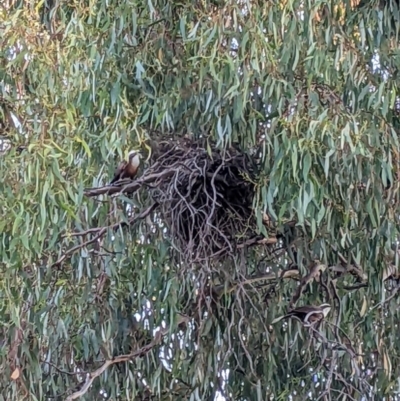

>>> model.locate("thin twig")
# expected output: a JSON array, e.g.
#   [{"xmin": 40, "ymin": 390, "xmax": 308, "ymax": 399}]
[{"xmin": 53, "ymin": 203, "xmax": 158, "ymax": 268}]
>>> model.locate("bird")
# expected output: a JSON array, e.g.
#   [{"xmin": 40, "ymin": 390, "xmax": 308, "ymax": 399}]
[
  {"xmin": 271, "ymin": 303, "xmax": 331, "ymax": 326},
  {"xmin": 109, "ymin": 150, "xmax": 142, "ymax": 185}
]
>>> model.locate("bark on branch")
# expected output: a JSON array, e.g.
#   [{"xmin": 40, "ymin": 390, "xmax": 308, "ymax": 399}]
[
  {"xmin": 65, "ymin": 314, "xmax": 189, "ymax": 401},
  {"xmin": 53, "ymin": 203, "xmax": 158, "ymax": 268},
  {"xmin": 84, "ymin": 169, "xmax": 176, "ymax": 197}
]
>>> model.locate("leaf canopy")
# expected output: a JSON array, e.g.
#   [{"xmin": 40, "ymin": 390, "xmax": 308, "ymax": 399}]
[{"xmin": 1, "ymin": 0, "xmax": 400, "ymax": 399}]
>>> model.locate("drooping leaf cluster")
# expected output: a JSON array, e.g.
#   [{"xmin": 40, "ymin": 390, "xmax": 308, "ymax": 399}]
[{"xmin": 1, "ymin": 0, "xmax": 400, "ymax": 400}]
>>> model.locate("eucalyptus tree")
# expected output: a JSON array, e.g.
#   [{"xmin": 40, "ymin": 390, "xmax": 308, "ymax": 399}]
[{"xmin": 1, "ymin": 0, "xmax": 400, "ymax": 400}]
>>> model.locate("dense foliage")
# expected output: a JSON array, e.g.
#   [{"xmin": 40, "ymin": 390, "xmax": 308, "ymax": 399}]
[{"xmin": 1, "ymin": 0, "xmax": 400, "ymax": 399}]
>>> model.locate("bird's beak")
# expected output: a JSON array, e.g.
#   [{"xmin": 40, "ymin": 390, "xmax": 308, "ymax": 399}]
[{"xmin": 322, "ymin": 307, "xmax": 331, "ymax": 317}]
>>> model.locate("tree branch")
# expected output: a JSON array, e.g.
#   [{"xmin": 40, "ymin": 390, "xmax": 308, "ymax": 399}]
[
  {"xmin": 65, "ymin": 342, "xmax": 157, "ymax": 401},
  {"xmin": 53, "ymin": 203, "xmax": 158, "ymax": 268},
  {"xmin": 65, "ymin": 314, "xmax": 189, "ymax": 401},
  {"xmin": 84, "ymin": 169, "xmax": 176, "ymax": 197}
]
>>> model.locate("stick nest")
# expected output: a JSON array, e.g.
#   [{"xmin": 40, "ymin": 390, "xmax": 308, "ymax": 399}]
[
  {"xmin": 86, "ymin": 138, "xmax": 271, "ymax": 264},
  {"xmin": 147, "ymin": 139, "xmax": 263, "ymax": 263}
]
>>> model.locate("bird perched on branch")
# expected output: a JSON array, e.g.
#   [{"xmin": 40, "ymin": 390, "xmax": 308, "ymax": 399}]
[
  {"xmin": 271, "ymin": 303, "xmax": 331, "ymax": 326},
  {"xmin": 109, "ymin": 150, "xmax": 142, "ymax": 185}
]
